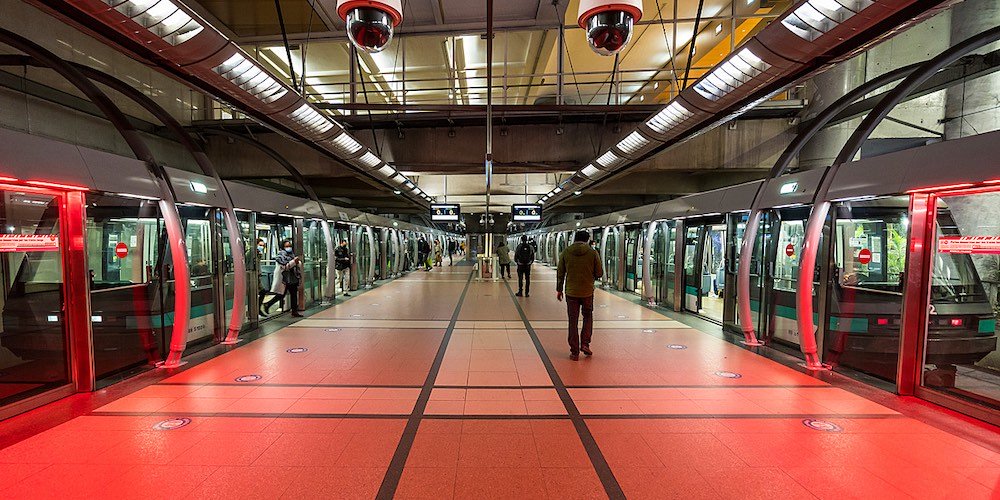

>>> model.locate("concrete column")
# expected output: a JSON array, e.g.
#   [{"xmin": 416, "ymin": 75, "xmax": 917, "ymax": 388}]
[
  {"xmin": 797, "ymin": 55, "xmax": 867, "ymax": 169},
  {"xmin": 944, "ymin": 0, "xmax": 1000, "ymax": 139}
]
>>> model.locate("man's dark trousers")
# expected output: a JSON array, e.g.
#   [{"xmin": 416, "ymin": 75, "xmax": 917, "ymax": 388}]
[
  {"xmin": 517, "ymin": 264, "xmax": 531, "ymax": 295},
  {"xmin": 566, "ymin": 295, "xmax": 594, "ymax": 354}
]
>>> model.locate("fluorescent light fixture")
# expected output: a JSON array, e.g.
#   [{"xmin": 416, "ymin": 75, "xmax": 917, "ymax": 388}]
[
  {"xmin": 617, "ymin": 131, "xmax": 651, "ymax": 156},
  {"xmin": 693, "ymin": 48, "xmax": 771, "ymax": 101},
  {"xmin": 715, "ymin": 24, "xmax": 723, "ymax": 35},
  {"xmin": 574, "ymin": 191, "xmax": 582, "ymax": 196},
  {"xmin": 377, "ymin": 165, "xmax": 395, "ymax": 177},
  {"xmin": 781, "ymin": 0, "xmax": 867, "ymax": 41},
  {"xmin": 647, "ymin": 102, "xmax": 694, "ymax": 134},
  {"xmin": 357, "ymin": 151, "xmax": 382, "ymax": 169},
  {"xmin": 779, "ymin": 181, "xmax": 798, "ymax": 195},
  {"xmin": 91, "ymin": 315, "xmax": 103, "ymax": 323},
  {"xmin": 109, "ymin": 0, "xmax": 205, "ymax": 46},
  {"xmin": 117, "ymin": 192, "xmax": 159, "ymax": 201},
  {"xmin": 47, "ymin": 315, "xmax": 58, "ymax": 322},
  {"xmin": 581, "ymin": 164, "xmax": 602, "ymax": 178},
  {"xmin": 404, "ymin": 181, "xmax": 415, "ymax": 189},
  {"xmin": 288, "ymin": 103, "xmax": 334, "ymax": 136},
  {"xmin": 411, "ymin": 186, "xmax": 421, "ymax": 193},
  {"xmin": 553, "ymin": 187, "xmax": 562, "ymax": 194},
  {"xmin": 328, "ymin": 133, "xmax": 363, "ymax": 155},
  {"xmin": 190, "ymin": 181, "xmax": 208, "ymax": 194},
  {"xmin": 393, "ymin": 190, "xmax": 402, "ymax": 195},
  {"xmin": 213, "ymin": 53, "xmax": 288, "ymax": 104},
  {"xmin": 596, "ymin": 151, "xmax": 622, "ymax": 168}
]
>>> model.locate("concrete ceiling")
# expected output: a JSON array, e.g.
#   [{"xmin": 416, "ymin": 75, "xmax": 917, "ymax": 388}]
[{"xmin": 185, "ymin": 0, "xmax": 797, "ymax": 222}]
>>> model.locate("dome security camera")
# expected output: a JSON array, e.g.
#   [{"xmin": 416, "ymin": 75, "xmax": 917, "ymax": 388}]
[
  {"xmin": 337, "ymin": 0, "xmax": 403, "ymax": 53},
  {"xmin": 577, "ymin": 0, "xmax": 643, "ymax": 56}
]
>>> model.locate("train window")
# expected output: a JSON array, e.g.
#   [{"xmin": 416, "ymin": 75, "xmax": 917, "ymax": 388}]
[
  {"xmin": 923, "ymin": 193, "xmax": 1000, "ymax": 409},
  {"xmin": 773, "ymin": 220, "xmax": 804, "ymax": 292}
]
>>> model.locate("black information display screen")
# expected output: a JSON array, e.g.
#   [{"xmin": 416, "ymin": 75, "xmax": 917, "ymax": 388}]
[
  {"xmin": 430, "ymin": 204, "xmax": 460, "ymax": 222},
  {"xmin": 511, "ymin": 204, "xmax": 542, "ymax": 222}
]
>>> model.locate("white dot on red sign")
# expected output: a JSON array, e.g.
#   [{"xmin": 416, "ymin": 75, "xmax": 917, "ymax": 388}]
[
  {"xmin": 785, "ymin": 244, "xmax": 795, "ymax": 257},
  {"xmin": 115, "ymin": 242, "xmax": 128, "ymax": 258}
]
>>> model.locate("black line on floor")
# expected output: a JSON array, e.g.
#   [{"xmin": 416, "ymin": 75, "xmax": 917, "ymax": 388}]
[
  {"xmin": 503, "ymin": 280, "xmax": 626, "ymax": 500},
  {"xmin": 88, "ymin": 411, "xmax": 406, "ymax": 419},
  {"xmin": 375, "ymin": 270, "xmax": 475, "ymax": 499},
  {"xmin": 583, "ymin": 413, "xmax": 909, "ymax": 419},
  {"xmin": 156, "ymin": 383, "xmax": 425, "ymax": 388}
]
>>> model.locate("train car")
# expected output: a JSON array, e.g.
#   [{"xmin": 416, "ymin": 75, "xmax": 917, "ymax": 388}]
[
  {"xmin": 523, "ymin": 129, "xmax": 1000, "ymax": 410},
  {"xmin": 0, "ymin": 126, "xmax": 455, "ymax": 414}
]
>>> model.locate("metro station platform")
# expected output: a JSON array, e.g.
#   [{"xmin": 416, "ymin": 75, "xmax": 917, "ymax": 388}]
[{"xmin": 0, "ymin": 265, "xmax": 997, "ymax": 499}]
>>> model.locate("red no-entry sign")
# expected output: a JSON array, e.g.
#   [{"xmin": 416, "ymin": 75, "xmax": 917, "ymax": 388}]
[
  {"xmin": 785, "ymin": 243, "xmax": 795, "ymax": 257},
  {"xmin": 858, "ymin": 248, "xmax": 872, "ymax": 265},
  {"xmin": 115, "ymin": 242, "xmax": 128, "ymax": 259}
]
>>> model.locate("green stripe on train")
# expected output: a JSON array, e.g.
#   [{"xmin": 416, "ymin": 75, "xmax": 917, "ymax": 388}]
[{"xmin": 980, "ymin": 319, "xmax": 996, "ymax": 334}]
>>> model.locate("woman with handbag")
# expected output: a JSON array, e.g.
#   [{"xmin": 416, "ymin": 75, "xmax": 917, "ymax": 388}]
[{"xmin": 263, "ymin": 239, "xmax": 304, "ymax": 317}]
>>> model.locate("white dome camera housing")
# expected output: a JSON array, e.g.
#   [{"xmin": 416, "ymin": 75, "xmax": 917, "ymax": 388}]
[
  {"xmin": 577, "ymin": 0, "xmax": 643, "ymax": 56},
  {"xmin": 337, "ymin": 0, "xmax": 403, "ymax": 53}
]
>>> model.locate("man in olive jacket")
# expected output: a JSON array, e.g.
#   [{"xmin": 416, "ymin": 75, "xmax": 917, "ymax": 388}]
[{"xmin": 557, "ymin": 230, "xmax": 604, "ymax": 360}]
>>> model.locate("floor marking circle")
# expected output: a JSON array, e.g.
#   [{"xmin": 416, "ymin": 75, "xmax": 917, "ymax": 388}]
[
  {"xmin": 666, "ymin": 344, "xmax": 688, "ymax": 350},
  {"xmin": 235, "ymin": 374, "xmax": 262, "ymax": 382},
  {"xmin": 286, "ymin": 347, "xmax": 308, "ymax": 353},
  {"xmin": 350, "ymin": 314, "xmax": 363, "ymax": 318},
  {"xmin": 153, "ymin": 417, "xmax": 191, "ymax": 430},
  {"xmin": 325, "ymin": 328, "xmax": 341, "ymax": 332},
  {"xmin": 643, "ymin": 329, "xmax": 655, "ymax": 333},
  {"xmin": 714, "ymin": 371, "xmax": 742, "ymax": 378},
  {"xmin": 802, "ymin": 419, "xmax": 843, "ymax": 432}
]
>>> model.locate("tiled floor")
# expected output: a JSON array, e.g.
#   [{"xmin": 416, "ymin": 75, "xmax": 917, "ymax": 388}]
[{"xmin": 0, "ymin": 264, "xmax": 997, "ymax": 499}]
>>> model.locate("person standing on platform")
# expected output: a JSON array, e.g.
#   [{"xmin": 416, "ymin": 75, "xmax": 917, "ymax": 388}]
[
  {"xmin": 514, "ymin": 235, "xmax": 535, "ymax": 297},
  {"xmin": 334, "ymin": 239, "xmax": 352, "ymax": 297},
  {"xmin": 496, "ymin": 240, "xmax": 512, "ymax": 279},
  {"xmin": 434, "ymin": 240, "xmax": 443, "ymax": 267},
  {"xmin": 557, "ymin": 230, "xmax": 604, "ymax": 360},
  {"xmin": 448, "ymin": 239, "xmax": 456, "ymax": 266},
  {"xmin": 264, "ymin": 239, "xmax": 303, "ymax": 317},
  {"xmin": 418, "ymin": 237, "xmax": 431, "ymax": 271}
]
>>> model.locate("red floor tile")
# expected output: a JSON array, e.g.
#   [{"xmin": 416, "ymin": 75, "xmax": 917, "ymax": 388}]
[
  {"xmin": 396, "ymin": 467, "xmax": 458, "ymax": 499},
  {"xmin": 453, "ymin": 466, "xmax": 548, "ymax": 499},
  {"xmin": 169, "ymin": 432, "xmax": 280, "ymax": 466},
  {"xmin": 185, "ymin": 465, "xmax": 298, "ymax": 499}
]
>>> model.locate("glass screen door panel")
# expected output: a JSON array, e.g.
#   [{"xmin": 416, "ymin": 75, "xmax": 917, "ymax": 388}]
[
  {"xmin": 0, "ymin": 189, "xmax": 69, "ymax": 406},
  {"xmin": 923, "ymin": 192, "xmax": 1000, "ymax": 410}
]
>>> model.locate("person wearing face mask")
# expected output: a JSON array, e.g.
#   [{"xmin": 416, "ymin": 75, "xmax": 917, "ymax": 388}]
[
  {"xmin": 263, "ymin": 239, "xmax": 303, "ymax": 317},
  {"xmin": 334, "ymin": 239, "xmax": 352, "ymax": 297}
]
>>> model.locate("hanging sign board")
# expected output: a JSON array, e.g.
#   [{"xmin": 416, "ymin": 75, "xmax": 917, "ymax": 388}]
[
  {"xmin": 431, "ymin": 204, "xmax": 460, "ymax": 222},
  {"xmin": 0, "ymin": 234, "xmax": 59, "ymax": 252},
  {"xmin": 511, "ymin": 204, "xmax": 542, "ymax": 222},
  {"xmin": 938, "ymin": 236, "xmax": 1000, "ymax": 254}
]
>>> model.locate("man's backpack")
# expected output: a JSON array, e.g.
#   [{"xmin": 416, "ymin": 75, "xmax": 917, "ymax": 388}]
[{"xmin": 515, "ymin": 243, "xmax": 533, "ymax": 265}]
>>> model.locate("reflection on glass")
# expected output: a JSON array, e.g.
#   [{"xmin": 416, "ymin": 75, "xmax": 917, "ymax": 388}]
[
  {"xmin": 824, "ymin": 198, "xmax": 908, "ymax": 382},
  {"xmin": 0, "ymin": 189, "xmax": 68, "ymax": 404},
  {"xmin": 924, "ymin": 193, "xmax": 1000, "ymax": 409},
  {"xmin": 86, "ymin": 196, "xmax": 162, "ymax": 382}
]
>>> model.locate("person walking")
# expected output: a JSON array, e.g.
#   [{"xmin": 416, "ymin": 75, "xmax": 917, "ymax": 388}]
[
  {"xmin": 514, "ymin": 235, "xmax": 535, "ymax": 297},
  {"xmin": 434, "ymin": 240, "xmax": 443, "ymax": 267},
  {"xmin": 496, "ymin": 241, "xmax": 512, "ymax": 279},
  {"xmin": 447, "ymin": 239, "xmax": 456, "ymax": 266},
  {"xmin": 263, "ymin": 239, "xmax": 304, "ymax": 317},
  {"xmin": 557, "ymin": 230, "xmax": 604, "ymax": 360},
  {"xmin": 334, "ymin": 239, "xmax": 352, "ymax": 297}
]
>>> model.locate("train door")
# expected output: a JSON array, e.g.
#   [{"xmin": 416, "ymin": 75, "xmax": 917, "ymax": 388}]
[
  {"xmin": 215, "ymin": 208, "xmax": 253, "ymax": 339},
  {"xmin": 605, "ymin": 227, "xmax": 621, "ymax": 290},
  {"xmin": 723, "ymin": 213, "xmax": 748, "ymax": 333},
  {"xmin": 624, "ymin": 225, "xmax": 640, "ymax": 293},
  {"xmin": 254, "ymin": 214, "xmax": 294, "ymax": 319},
  {"xmin": 742, "ymin": 212, "xmax": 775, "ymax": 341},
  {"xmin": 302, "ymin": 219, "xmax": 328, "ymax": 306},
  {"xmin": 657, "ymin": 221, "xmax": 677, "ymax": 307},
  {"xmin": 764, "ymin": 207, "xmax": 815, "ymax": 349},
  {"xmin": 682, "ymin": 219, "xmax": 727, "ymax": 322},
  {"xmin": 178, "ymin": 205, "xmax": 216, "ymax": 345}
]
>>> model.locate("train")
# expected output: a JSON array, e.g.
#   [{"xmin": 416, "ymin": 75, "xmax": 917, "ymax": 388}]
[
  {"xmin": 0, "ymin": 125, "xmax": 457, "ymax": 415},
  {"xmin": 518, "ymin": 128, "xmax": 1000, "ymax": 412}
]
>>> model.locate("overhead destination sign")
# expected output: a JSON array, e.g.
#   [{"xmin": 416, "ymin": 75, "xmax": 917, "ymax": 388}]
[
  {"xmin": 0, "ymin": 234, "xmax": 59, "ymax": 252},
  {"xmin": 938, "ymin": 236, "xmax": 1000, "ymax": 254},
  {"xmin": 431, "ymin": 204, "xmax": 460, "ymax": 222},
  {"xmin": 512, "ymin": 204, "xmax": 542, "ymax": 222}
]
